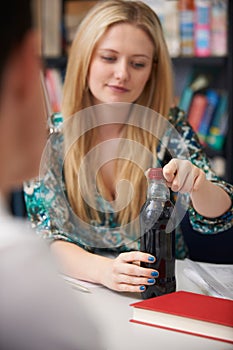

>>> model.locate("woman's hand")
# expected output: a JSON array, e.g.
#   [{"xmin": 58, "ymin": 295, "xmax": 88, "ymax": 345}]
[
  {"xmin": 163, "ymin": 158, "xmax": 206, "ymax": 194},
  {"xmin": 162, "ymin": 158, "xmax": 231, "ymax": 219},
  {"xmin": 100, "ymin": 251, "xmax": 159, "ymax": 292}
]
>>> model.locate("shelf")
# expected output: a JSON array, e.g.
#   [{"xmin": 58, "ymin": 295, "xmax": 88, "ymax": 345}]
[
  {"xmin": 45, "ymin": 56, "xmax": 227, "ymax": 69},
  {"xmin": 205, "ymin": 146, "xmax": 225, "ymax": 159},
  {"xmin": 44, "ymin": 56, "xmax": 67, "ymax": 69},
  {"xmin": 171, "ymin": 56, "xmax": 227, "ymax": 66}
]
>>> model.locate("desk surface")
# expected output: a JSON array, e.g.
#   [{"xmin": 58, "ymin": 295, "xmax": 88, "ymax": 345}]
[{"xmin": 72, "ymin": 260, "xmax": 233, "ymax": 350}]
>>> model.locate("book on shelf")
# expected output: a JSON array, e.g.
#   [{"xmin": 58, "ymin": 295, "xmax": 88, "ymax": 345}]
[
  {"xmin": 61, "ymin": 0, "xmax": 228, "ymax": 58},
  {"xmin": 197, "ymin": 89, "xmax": 219, "ymax": 144},
  {"xmin": 188, "ymin": 92, "xmax": 208, "ymax": 132},
  {"xmin": 185, "ymin": 87, "xmax": 228, "ymax": 150},
  {"xmin": 141, "ymin": 1, "xmax": 180, "ymax": 57},
  {"xmin": 210, "ymin": 0, "xmax": 228, "ymax": 57},
  {"xmin": 194, "ymin": 0, "xmax": 211, "ymax": 57},
  {"xmin": 179, "ymin": 72, "xmax": 210, "ymax": 113},
  {"xmin": 206, "ymin": 91, "xmax": 228, "ymax": 151},
  {"xmin": 130, "ymin": 291, "xmax": 233, "ymax": 344},
  {"xmin": 64, "ymin": 0, "xmax": 98, "ymax": 53},
  {"xmin": 41, "ymin": 0, "xmax": 62, "ymax": 57},
  {"xmin": 164, "ymin": 0, "xmax": 180, "ymax": 57},
  {"xmin": 45, "ymin": 68, "xmax": 63, "ymax": 113},
  {"xmin": 55, "ymin": 0, "xmax": 228, "ymax": 59}
]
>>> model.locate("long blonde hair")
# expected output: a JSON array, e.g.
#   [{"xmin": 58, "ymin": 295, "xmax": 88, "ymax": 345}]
[{"xmin": 62, "ymin": 0, "xmax": 174, "ymax": 227}]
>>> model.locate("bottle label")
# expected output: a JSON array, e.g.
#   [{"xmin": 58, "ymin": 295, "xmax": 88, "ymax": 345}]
[{"xmin": 140, "ymin": 199, "xmax": 176, "ymax": 299}]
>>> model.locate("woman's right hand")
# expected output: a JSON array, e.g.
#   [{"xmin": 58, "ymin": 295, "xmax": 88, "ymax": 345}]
[{"xmin": 100, "ymin": 251, "xmax": 159, "ymax": 292}]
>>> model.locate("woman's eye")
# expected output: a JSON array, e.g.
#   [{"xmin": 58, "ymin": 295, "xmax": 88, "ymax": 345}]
[
  {"xmin": 101, "ymin": 56, "xmax": 116, "ymax": 62},
  {"xmin": 131, "ymin": 62, "xmax": 145, "ymax": 69}
]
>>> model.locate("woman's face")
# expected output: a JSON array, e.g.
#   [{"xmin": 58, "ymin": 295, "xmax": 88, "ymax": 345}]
[{"xmin": 88, "ymin": 23, "xmax": 154, "ymax": 104}]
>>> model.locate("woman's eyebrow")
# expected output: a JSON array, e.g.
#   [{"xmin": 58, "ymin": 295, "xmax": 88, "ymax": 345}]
[{"xmin": 98, "ymin": 48, "xmax": 152, "ymax": 59}]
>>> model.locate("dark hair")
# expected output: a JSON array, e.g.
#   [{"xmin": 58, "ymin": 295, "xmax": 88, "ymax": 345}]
[{"xmin": 0, "ymin": 0, "xmax": 32, "ymax": 83}]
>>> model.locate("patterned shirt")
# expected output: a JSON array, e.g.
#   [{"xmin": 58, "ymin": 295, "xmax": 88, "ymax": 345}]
[{"xmin": 24, "ymin": 107, "xmax": 233, "ymax": 259}]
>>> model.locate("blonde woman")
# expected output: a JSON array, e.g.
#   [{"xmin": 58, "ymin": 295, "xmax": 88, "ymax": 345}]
[{"xmin": 25, "ymin": 0, "xmax": 232, "ymax": 293}]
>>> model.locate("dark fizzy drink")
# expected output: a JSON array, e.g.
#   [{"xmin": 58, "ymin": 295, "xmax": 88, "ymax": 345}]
[{"xmin": 140, "ymin": 168, "xmax": 176, "ymax": 299}]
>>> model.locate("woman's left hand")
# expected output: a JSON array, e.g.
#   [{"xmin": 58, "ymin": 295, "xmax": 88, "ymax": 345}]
[{"xmin": 163, "ymin": 159, "xmax": 206, "ymax": 194}]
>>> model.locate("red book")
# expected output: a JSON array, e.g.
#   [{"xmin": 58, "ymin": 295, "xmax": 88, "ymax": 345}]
[
  {"xmin": 130, "ymin": 291, "xmax": 233, "ymax": 344},
  {"xmin": 188, "ymin": 93, "xmax": 208, "ymax": 132}
]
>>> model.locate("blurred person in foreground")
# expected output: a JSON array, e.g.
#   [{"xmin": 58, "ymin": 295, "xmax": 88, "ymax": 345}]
[{"xmin": 0, "ymin": 1, "xmax": 103, "ymax": 349}]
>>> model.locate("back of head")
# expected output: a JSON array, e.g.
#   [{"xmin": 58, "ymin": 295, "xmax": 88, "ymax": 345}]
[
  {"xmin": 0, "ymin": 1, "xmax": 32, "ymax": 85},
  {"xmin": 0, "ymin": 0, "xmax": 47, "ymax": 192}
]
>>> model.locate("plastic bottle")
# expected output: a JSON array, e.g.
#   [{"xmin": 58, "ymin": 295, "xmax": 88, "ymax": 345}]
[
  {"xmin": 140, "ymin": 168, "xmax": 176, "ymax": 299},
  {"xmin": 178, "ymin": 0, "xmax": 195, "ymax": 56}
]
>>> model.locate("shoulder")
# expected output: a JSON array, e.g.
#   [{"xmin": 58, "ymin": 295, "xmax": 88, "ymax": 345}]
[
  {"xmin": 47, "ymin": 112, "xmax": 64, "ymax": 154},
  {"xmin": 167, "ymin": 106, "xmax": 194, "ymax": 140}
]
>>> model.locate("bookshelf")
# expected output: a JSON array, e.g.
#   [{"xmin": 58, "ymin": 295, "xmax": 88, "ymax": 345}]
[
  {"xmin": 172, "ymin": 1, "xmax": 232, "ymax": 183},
  {"xmin": 43, "ymin": 0, "xmax": 233, "ymax": 184}
]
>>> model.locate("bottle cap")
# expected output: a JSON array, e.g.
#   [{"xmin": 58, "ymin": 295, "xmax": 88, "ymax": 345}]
[{"xmin": 147, "ymin": 168, "xmax": 164, "ymax": 180}]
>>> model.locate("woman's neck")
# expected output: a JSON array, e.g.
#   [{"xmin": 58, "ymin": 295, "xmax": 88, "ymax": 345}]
[{"xmin": 96, "ymin": 123, "xmax": 125, "ymax": 141}]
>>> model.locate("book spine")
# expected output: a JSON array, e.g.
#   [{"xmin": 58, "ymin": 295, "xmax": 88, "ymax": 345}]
[
  {"xmin": 178, "ymin": 0, "xmax": 195, "ymax": 56},
  {"xmin": 179, "ymin": 70, "xmax": 210, "ymax": 114},
  {"xmin": 194, "ymin": 0, "xmax": 211, "ymax": 57},
  {"xmin": 179, "ymin": 86, "xmax": 194, "ymax": 113},
  {"xmin": 42, "ymin": 0, "xmax": 62, "ymax": 57},
  {"xmin": 197, "ymin": 89, "xmax": 219, "ymax": 144},
  {"xmin": 179, "ymin": 9, "xmax": 195, "ymax": 56},
  {"xmin": 164, "ymin": 1, "xmax": 181, "ymax": 57},
  {"xmin": 188, "ymin": 93, "xmax": 208, "ymax": 132},
  {"xmin": 206, "ymin": 92, "xmax": 228, "ymax": 150},
  {"xmin": 210, "ymin": 0, "xmax": 228, "ymax": 56},
  {"xmin": 45, "ymin": 69, "xmax": 63, "ymax": 113}
]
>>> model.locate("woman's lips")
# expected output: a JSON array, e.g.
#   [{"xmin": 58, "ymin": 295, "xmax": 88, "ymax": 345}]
[{"xmin": 108, "ymin": 85, "xmax": 129, "ymax": 93}]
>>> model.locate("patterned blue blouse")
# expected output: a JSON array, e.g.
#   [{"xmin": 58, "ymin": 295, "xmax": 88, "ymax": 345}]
[{"xmin": 24, "ymin": 107, "xmax": 233, "ymax": 259}]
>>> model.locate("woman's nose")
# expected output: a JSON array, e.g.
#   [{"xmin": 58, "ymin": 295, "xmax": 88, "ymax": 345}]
[{"xmin": 114, "ymin": 60, "xmax": 130, "ymax": 81}]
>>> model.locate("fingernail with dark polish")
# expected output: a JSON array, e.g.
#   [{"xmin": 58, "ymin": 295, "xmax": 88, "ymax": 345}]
[
  {"xmin": 148, "ymin": 256, "xmax": 155, "ymax": 262},
  {"xmin": 140, "ymin": 285, "xmax": 146, "ymax": 291},
  {"xmin": 147, "ymin": 278, "xmax": 155, "ymax": 284},
  {"xmin": 151, "ymin": 271, "xmax": 159, "ymax": 277}
]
